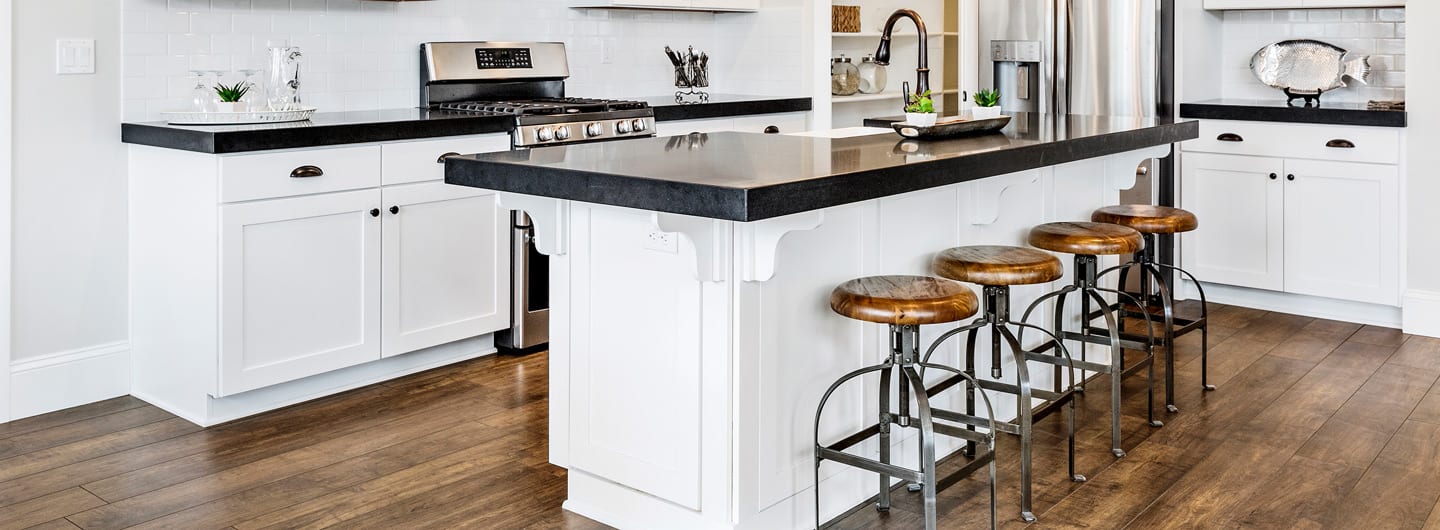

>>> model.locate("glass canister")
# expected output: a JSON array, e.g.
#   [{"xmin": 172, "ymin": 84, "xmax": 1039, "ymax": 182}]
[
  {"xmin": 265, "ymin": 41, "xmax": 303, "ymax": 111},
  {"xmin": 857, "ymin": 55, "xmax": 887, "ymax": 94},
  {"xmin": 831, "ymin": 55, "xmax": 860, "ymax": 96}
]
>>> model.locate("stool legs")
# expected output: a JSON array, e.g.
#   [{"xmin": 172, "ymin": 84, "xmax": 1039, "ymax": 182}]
[
  {"xmin": 1109, "ymin": 233, "xmax": 1215, "ymax": 413},
  {"xmin": 813, "ymin": 324, "xmax": 999, "ymax": 530}
]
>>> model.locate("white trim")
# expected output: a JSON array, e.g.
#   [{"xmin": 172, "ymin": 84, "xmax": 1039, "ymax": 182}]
[
  {"xmin": 0, "ymin": 0, "xmax": 14, "ymax": 424},
  {"xmin": 1403, "ymin": 290, "xmax": 1440, "ymax": 339},
  {"xmin": 9, "ymin": 342, "xmax": 131, "ymax": 421},
  {"xmin": 1183, "ymin": 280, "xmax": 1403, "ymax": 329}
]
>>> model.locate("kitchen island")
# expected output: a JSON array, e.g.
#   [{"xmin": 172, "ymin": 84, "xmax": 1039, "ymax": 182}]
[{"xmin": 445, "ymin": 113, "xmax": 1198, "ymax": 529}]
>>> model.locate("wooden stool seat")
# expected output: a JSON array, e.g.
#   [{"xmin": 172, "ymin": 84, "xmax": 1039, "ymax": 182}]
[
  {"xmin": 1028, "ymin": 222, "xmax": 1143, "ymax": 256},
  {"xmin": 830, "ymin": 276, "xmax": 979, "ymax": 326},
  {"xmin": 932, "ymin": 246, "xmax": 1064, "ymax": 286},
  {"xmin": 1091, "ymin": 205, "xmax": 1199, "ymax": 234}
]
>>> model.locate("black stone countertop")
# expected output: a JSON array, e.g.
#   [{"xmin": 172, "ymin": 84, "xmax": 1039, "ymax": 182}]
[
  {"xmin": 446, "ymin": 113, "xmax": 1200, "ymax": 222},
  {"xmin": 120, "ymin": 94, "xmax": 813, "ymax": 154},
  {"xmin": 1180, "ymin": 99, "xmax": 1406, "ymax": 128}
]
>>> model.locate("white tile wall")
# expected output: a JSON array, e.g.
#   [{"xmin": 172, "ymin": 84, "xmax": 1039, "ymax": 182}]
[
  {"xmin": 121, "ymin": 0, "xmax": 808, "ymax": 121},
  {"xmin": 1221, "ymin": 7, "xmax": 1405, "ymax": 103}
]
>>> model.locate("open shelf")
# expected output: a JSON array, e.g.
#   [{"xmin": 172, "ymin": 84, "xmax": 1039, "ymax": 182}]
[
  {"xmin": 831, "ymin": 31, "xmax": 959, "ymax": 38},
  {"xmin": 831, "ymin": 89, "xmax": 960, "ymax": 104}
]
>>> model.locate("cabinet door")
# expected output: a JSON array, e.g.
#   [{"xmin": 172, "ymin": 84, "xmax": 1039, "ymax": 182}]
[
  {"xmin": 381, "ymin": 182, "xmax": 510, "ymax": 357},
  {"xmin": 1283, "ymin": 159, "xmax": 1400, "ymax": 305},
  {"xmin": 689, "ymin": 0, "xmax": 759, "ymax": 11},
  {"xmin": 219, "ymin": 189, "xmax": 382, "ymax": 396},
  {"xmin": 1180, "ymin": 152, "xmax": 1285, "ymax": 291},
  {"xmin": 654, "ymin": 117, "xmax": 736, "ymax": 137},
  {"xmin": 733, "ymin": 112, "xmax": 811, "ymax": 135}
]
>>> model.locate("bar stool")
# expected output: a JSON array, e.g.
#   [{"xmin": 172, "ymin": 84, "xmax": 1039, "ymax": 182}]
[
  {"xmin": 1092, "ymin": 205, "xmax": 1215, "ymax": 413},
  {"xmin": 926, "ymin": 246, "xmax": 1086, "ymax": 523},
  {"xmin": 1023, "ymin": 222, "xmax": 1162, "ymax": 459},
  {"xmin": 814, "ymin": 276, "xmax": 998, "ymax": 530}
]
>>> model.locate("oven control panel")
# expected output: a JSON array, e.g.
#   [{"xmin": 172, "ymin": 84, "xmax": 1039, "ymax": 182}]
[
  {"xmin": 514, "ymin": 112, "xmax": 656, "ymax": 148},
  {"xmin": 475, "ymin": 48, "xmax": 532, "ymax": 70}
]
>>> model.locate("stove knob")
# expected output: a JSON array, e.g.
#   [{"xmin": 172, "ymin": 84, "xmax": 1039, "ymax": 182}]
[
  {"xmin": 585, "ymin": 123, "xmax": 603, "ymax": 138},
  {"xmin": 632, "ymin": 119, "xmax": 647, "ymax": 132},
  {"xmin": 616, "ymin": 120, "xmax": 632, "ymax": 134},
  {"xmin": 555, "ymin": 126, "xmax": 572, "ymax": 140},
  {"xmin": 536, "ymin": 127, "xmax": 555, "ymax": 142}
]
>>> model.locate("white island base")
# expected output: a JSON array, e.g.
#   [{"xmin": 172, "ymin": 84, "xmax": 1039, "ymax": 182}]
[{"xmin": 508, "ymin": 143, "xmax": 1172, "ymax": 529}]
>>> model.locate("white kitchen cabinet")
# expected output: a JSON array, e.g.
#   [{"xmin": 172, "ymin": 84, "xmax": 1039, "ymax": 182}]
[
  {"xmin": 381, "ymin": 182, "xmax": 509, "ymax": 358},
  {"xmin": 1283, "ymin": 159, "xmax": 1400, "ymax": 305},
  {"xmin": 655, "ymin": 112, "xmax": 811, "ymax": 137},
  {"xmin": 1181, "ymin": 119, "xmax": 1403, "ymax": 311},
  {"xmin": 1204, "ymin": 0, "xmax": 1401, "ymax": 8},
  {"xmin": 569, "ymin": 0, "xmax": 758, "ymax": 12},
  {"xmin": 219, "ymin": 189, "xmax": 383, "ymax": 396},
  {"xmin": 1180, "ymin": 152, "xmax": 1285, "ymax": 291}
]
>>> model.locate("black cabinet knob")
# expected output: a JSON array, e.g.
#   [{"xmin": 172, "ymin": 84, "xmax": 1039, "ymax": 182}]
[
  {"xmin": 370, "ymin": 208, "xmax": 380, "ymax": 217},
  {"xmin": 1287, "ymin": 174, "xmax": 1296, "ymax": 181},
  {"xmin": 1269, "ymin": 173, "xmax": 1278, "ymax": 180},
  {"xmin": 390, "ymin": 206, "xmax": 400, "ymax": 215},
  {"xmin": 764, "ymin": 126, "xmax": 780, "ymax": 134}
]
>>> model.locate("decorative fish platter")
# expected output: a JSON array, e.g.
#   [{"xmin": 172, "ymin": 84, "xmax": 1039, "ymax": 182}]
[{"xmin": 1251, "ymin": 39, "xmax": 1370, "ymax": 106}]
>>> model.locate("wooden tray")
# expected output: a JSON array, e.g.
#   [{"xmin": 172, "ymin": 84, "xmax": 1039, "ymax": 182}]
[{"xmin": 891, "ymin": 115, "xmax": 1011, "ymax": 140}]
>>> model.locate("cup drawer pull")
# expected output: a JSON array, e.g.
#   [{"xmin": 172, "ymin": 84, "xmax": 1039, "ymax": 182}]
[
  {"xmin": 437, "ymin": 152, "xmax": 462, "ymax": 164},
  {"xmin": 1326, "ymin": 139, "xmax": 1356, "ymax": 149},
  {"xmin": 1216, "ymin": 133, "xmax": 1244, "ymax": 142},
  {"xmin": 289, "ymin": 165, "xmax": 324, "ymax": 178}
]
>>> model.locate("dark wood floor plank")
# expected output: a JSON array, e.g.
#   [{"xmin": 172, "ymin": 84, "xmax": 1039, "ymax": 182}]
[
  {"xmin": 0, "ymin": 407, "xmax": 174, "ymax": 461},
  {"xmin": 1324, "ymin": 421, "xmax": 1440, "ymax": 530},
  {"xmin": 66, "ymin": 395, "xmax": 508, "ymax": 530},
  {"xmin": 1266, "ymin": 329, "xmax": 1353, "ymax": 363},
  {"xmin": 23, "ymin": 519, "xmax": 82, "ymax": 530},
  {"xmin": 1328, "ymin": 363, "xmax": 1440, "ymax": 435},
  {"xmin": 0, "ymin": 418, "xmax": 201, "ymax": 486},
  {"xmin": 78, "ymin": 375, "xmax": 503, "ymax": 503},
  {"xmin": 1234, "ymin": 455, "xmax": 1365, "ymax": 529},
  {"xmin": 1293, "ymin": 418, "xmax": 1394, "ymax": 469},
  {"xmin": 1347, "ymin": 325, "xmax": 1410, "ymax": 348},
  {"xmin": 0, "ymin": 488, "xmax": 105, "ymax": 530},
  {"xmin": 1390, "ymin": 336, "xmax": 1440, "ymax": 371},
  {"xmin": 126, "ymin": 418, "xmax": 513, "ymax": 530},
  {"xmin": 1413, "ymin": 383, "xmax": 1440, "ymax": 426},
  {"xmin": 0, "ymin": 398, "xmax": 149, "ymax": 442}
]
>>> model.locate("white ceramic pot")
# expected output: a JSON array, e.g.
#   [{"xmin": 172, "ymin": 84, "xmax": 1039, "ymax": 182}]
[
  {"xmin": 905, "ymin": 112, "xmax": 938, "ymax": 127},
  {"xmin": 972, "ymin": 106, "xmax": 1003, "ymax": 120},
  {"xmin": 215, "ymin": 101, "xmax": 248, "ymax": 113}
]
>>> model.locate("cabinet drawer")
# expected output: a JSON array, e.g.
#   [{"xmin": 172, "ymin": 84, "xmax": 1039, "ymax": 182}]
[
  {"xmin": 1187, "ymin": 120, "xmax": 1400, "ymax": 165},
  {"xmin": 221, "ymin": 146, "xmax": 381, "ymax": 203},
  {"xmin": 381, "ymin": 135, "xmax": 511, "ymax": 186}
]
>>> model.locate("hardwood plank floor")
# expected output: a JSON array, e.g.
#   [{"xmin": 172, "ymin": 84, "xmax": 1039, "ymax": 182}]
[{"xmin": 2, "ymin": 305, "xmax": 1438, "ymax": 529}]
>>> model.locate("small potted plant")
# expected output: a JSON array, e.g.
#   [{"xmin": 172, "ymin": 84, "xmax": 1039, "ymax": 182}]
[
  {"xmin": 213, "ymin": 81, "xmax": 252, "ymax": 113},
  {"xmin": 972, "ymin": 88, "xmax": 1002, "ymax": 120},
  {"xmin": 904, "ymin": 91, "xmax": 937, "ymax": 127}
]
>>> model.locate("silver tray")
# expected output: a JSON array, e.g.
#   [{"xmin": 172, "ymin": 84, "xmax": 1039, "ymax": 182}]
[
  {"xmin": 161, "ymin": 107, "xmax": 317, "ymax": 125},
  {"xmin": 891, "ymin": 115, "xmax": 1012, "ymax": 140}
]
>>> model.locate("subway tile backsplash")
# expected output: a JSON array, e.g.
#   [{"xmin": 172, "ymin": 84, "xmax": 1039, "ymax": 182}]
[
  {"xmin": 121, "ymin": 0, "xmax": 806, "ymax": 121},
  {"xmin": 1221, "ymin": 7, "xmax": 1405, "ymax": 103}
]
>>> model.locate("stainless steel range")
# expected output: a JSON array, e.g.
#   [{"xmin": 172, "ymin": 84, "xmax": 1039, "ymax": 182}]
[{"xmin": 422, "ymin": 41, "xmax": 657, "ymax": 352}]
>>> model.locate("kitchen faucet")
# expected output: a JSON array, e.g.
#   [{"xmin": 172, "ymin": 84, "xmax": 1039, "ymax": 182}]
[{"xmin": 875, "ymin": 9, "xmax": 930, "ymax": 100}]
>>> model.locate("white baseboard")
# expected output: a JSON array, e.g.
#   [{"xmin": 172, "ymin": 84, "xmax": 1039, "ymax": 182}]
[
  {"xmin": 1182, "ymin": 281, "xmax": 1402, "ymax": 329},
  {"xmin": 9, "ymin": 341, "xmax": 130, "ymax": 421},
  {"xmin": 1403, "ymin": 290, "xmax": 1440, "ymax": 339}
]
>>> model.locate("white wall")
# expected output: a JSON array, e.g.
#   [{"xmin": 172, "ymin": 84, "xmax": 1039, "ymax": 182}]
[
  {"xmin": 1217, "ymin": 7, "xmax": 1405, "ymax": 103},
  {"xmin": 8, "ymin": 0, "xmax": 131, "ymax": 419},
  {"xmin": 1404, "ymin": 2, "xmax": 1440, "ymax": 337},
  {"xmin": 121, "ymin": 0, "xmax": 809, "ymax": 120},
  {"xmin": 1, "ymin": 0, "xmax": 13, "ymax": 423}
]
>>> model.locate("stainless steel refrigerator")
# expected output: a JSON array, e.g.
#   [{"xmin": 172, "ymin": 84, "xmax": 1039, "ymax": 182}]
[{"xmin": 979, "ymin": 0, "xmax": 1162, "ymax": 204}]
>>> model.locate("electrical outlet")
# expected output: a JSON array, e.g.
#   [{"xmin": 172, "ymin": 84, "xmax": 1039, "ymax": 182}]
[
  {"xmin": 600, "ymin": 39, "xmax": 614, "ymax": 65},
  {"xmin": 644, "ymin": 231, "xmax": 679, "ymax": 253}
]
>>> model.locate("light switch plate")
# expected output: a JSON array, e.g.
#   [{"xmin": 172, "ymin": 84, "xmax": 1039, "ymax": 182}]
[{"xmin": 56, "ymin": 39, "xmax": 96, "ymax": 75}]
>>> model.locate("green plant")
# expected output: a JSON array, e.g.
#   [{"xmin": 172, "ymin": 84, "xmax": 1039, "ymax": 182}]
[
  {"xmin": 213, "ymin": 81, "xmax": 252, "ymax": 103},
  {"xmin": 904, "ymin": 91, "xmax": 935, "ymax": 114},
  {"xmin": 974, "ymin": 88, "xmax": 1001, "ymax": 108}
]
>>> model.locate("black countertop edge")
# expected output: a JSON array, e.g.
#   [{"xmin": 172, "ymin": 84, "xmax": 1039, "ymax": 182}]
[
  {"xmin": 1180, "ymin": 100, "xmax": 1406, "ymax": 128},
  {"xmin": 120, "ymin": 95, "xmax": 815, "ymax": 155},
  {"xmin": 650, "ymin": 96, "xmax": 812, "ymax": 121},
  {"xmin": 445, "ymin": 118, "xmax": 1200, "ymax": 223}
]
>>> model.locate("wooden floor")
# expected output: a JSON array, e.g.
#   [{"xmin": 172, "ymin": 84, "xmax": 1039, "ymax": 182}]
[{"xmin": 1, "ymin": 304, "xmax": 1439, "ymax": 529}]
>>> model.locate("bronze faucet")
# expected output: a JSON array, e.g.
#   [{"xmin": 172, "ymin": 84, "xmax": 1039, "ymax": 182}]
[{"xmin": 875, "ymin": 9, "xmax": 930, "ymax": 99}]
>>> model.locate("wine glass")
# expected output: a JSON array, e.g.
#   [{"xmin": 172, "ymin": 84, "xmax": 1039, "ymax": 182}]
[{"xmin": 188, "ymin": 69, "xmax": 212, "ymax": 112}]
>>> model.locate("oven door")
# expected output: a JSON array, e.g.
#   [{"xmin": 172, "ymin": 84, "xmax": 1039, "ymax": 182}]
[{"xmin": 496, "ymin": 211, "xmax": 549, "ymax": 351}]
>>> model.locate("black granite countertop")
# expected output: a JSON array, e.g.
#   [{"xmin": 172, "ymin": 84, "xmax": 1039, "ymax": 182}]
[
  {"xmin": 120, "ymin": 94, "xmax": 813, "ymax": 154},
  {"xmin": 445, "ymin": 113, "xmax": 1200, "ymax": 222},
  {"xmin": 1180, "ymin": 99, "xmax": 1406, "ymax": 128}
]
